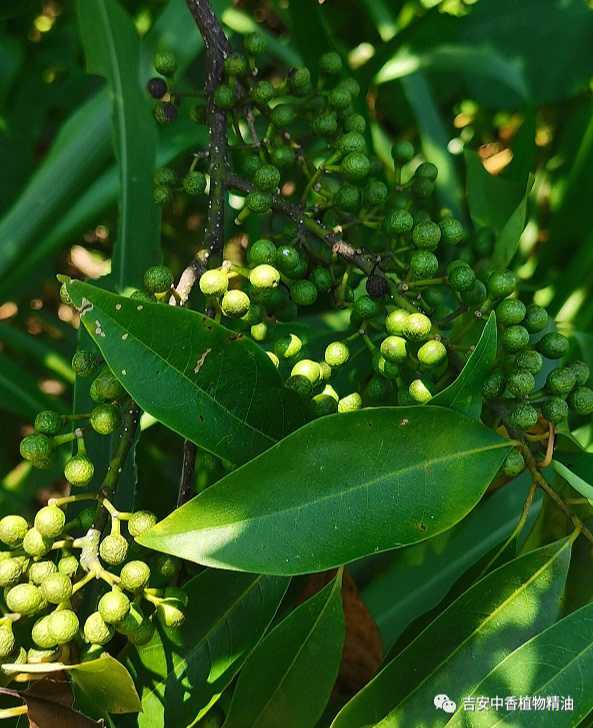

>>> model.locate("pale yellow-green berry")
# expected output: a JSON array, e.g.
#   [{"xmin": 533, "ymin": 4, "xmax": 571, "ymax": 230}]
[
  {"xmin": 32, "ymin": 616, "xmax": 58, "ymax": 649},
  {"xmin": 127, "ymin": 510, "xmax": 157, "ymax": 538},
  {"xmin": 199, "ymin": 269, "xmax": 228, "ymax": 297},
  {"xmin": 120, "ymin": 561, "xmax": 151, "ymax": 592},
  {"xmin": 23, "ymin": 528, "xmax": 52, "ymax": 557},
  {"xmin": 6, "ymin": 583, "xmax": 43, "ymax": 615},
  {"xmin": 98, "ymin": 590, "xmax": 130, "ymax": 625},
  {"xmin": 28, "ymin": 560, "xmax": 57, "ymax": 585},
  {"xmin": 47, "ymin": 609, "xmax": 79, "ymax": 644},
  {"xmin": 34, "ymin": 506, "xmax": 66, "ymax": 539},
  {"xmin": 58, "ymin": 554, "xmax": 79, "ymax": 578},
  {"xmin": 0, "ymin": 515, "xmax": 29, "ymax": 548},
  {"xmin": 116, "ymin": 603, "xmax": 144, "ymax": 637},
  {"xmin": 99, "ymin": 534, "xmax": 128, "ymax": 566},
  {"xmin": 0, "ymin": 625, "xmax": 15, "ymax": 658},
  {"xmin": 0, "ymin": 558, "xmax": 23, "ymax": 587},
  {"xmin": 84, "ymin": 612, "xmax": 115, "ymax": 645},
  {"xmin": 40, "ymin": 573, "xmax": 72, "ymax": 604},
  {"xmin": 156, "ymin": 598, "xmax": 185, "ymax": 628}
]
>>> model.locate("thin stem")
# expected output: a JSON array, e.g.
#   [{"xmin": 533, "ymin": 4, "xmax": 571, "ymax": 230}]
[{"xmin": 177, "ymin": 440, "xmax": 197, "ymax": 507}]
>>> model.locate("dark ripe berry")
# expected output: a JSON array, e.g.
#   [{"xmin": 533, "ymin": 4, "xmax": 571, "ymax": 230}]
[
  {"xmin": 154, "ymin": 102, "xmax": 178, "ymax": 124},
  {"xmin": 146, "ymin": 77, "xmax": 167, "ymax": 99},
  {"xmin": 391, "ymin": 139, "xmax": 414, "ymax": 165},
  {"xmin": 496, "ymin": 299, "xmax": 526, "ymax": 326},
  {"xmin": 415, "ymin": 162, "xmax": 438, "ymax": 182},
  {"xmin": 335, "ymin": 186, "xmax": 360, "ymax": 211},
  {"xmin": 224, "ymin": 52, "xmax": 247, "ymax": 75},
  {"xmin": 487, "ymin": 269, "xmax": 516, "ymax": 298},
  {"xmin": 536, "ymin": 332, "xmax": 568, "ymax": 359},
  {"xmin": 460, "ymin": 280, "xmax": 487, "ymax": 306},
  {"xmin": 366, "ymin": 274, "xmax": 389, "ymax": 299},
  {"xmin": 383, "ymin": 210, "xmax": 413, "ymax": 235},
  {"xmin": 515, "ymin": 349, "xmax": 543, "ymax": 375},
  {"xmin": 508, "ymin": 402, "xmax": 538, "ymax": 431},
  {"xmin": 501, "ymin": 325, "xmax": 530, "ymax": 353},
  {"xmin": 546, "ymin": 366, "xmax": 576, "ymax": 396},
  {"xmin": 412, "ymin": 221, "xmax": 441, "ymax": 251},
  {"xmin": 567, "ymin": 386, "xmax": 593, "ymax": 415},
  {"xmin": 244, "ymin": 32, "xmax": 267, "ymax": 56},
  {"xmin": 482, "ymin": 370, "xmax": 505, "ymax": 400},
  {"xmin": 542, "ymin": 396, "xmax": 568, "ymax": 424},
  {"xmin": 523, "ymin": 304, "xmax": 549, "ymax": 333},
  {"xmin": 501, "ymin": 450, "xmax": 524, "ymax": 477},
  {"xmin": 567, "ymin": 360, "xmax": 589, "ymax": 387},
  {"xmin": 319, "ymin": 51, "xmax": 342, "ymax": 75},
  {"xmin": 506, "ymin": 368, "xmax": 535, "ymax": 397}
]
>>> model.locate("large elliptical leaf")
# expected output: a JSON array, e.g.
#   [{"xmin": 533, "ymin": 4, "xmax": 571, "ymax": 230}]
[
  {"xmin": 224, "ymin": 574, "xmax": 345, "ymax": 728},
  {"xmin": 119, "ymin": 570, "xmax": 289, "ymax": 728},
  {"xmin": 65, "ymin": 280, "xmax": 307, "ymax": 466},
  {"xmin": 139, "ymin": 406, "xmax": 512, "ymax": 575},
  {"xmin": 331, "ymin": 538, "xmax": 573, "ymax": 728}
]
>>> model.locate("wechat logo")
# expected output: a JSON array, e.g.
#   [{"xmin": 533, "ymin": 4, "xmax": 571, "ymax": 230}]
[{"xmin": 434, "ymin": 694, "xmax": 457, "ymax": 714}]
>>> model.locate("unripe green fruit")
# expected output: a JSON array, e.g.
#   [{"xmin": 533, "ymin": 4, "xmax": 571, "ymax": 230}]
[
  {"xmin": 224, "ymin": 51, "xmax": 247, "ymax": 75},
  {"xmin": 542, "ymin": 396, "xmax": 568, "ymax": 424},
  {"xmin": 154, "ymin": 101, "xmax": 178, "ymax": 125},
  {"xmin": 255, "ymin": 164, "xmax": 280, "ymax": 192},
  {"xmin": 310, "ymin": 267, "xmax": 332, "ymax": 293},
  {"xmin": 0, "ymin": 559, "xmax": 23, "ymax": 587},
  {"xmin": 411, "ymin": 177, "xmax": 434, "ymax": 200},
  {"xmin": 244, "ymin": 31, "xmax": 266, "ymax": 55},
  {"xmin": 0, "ymin": 515, "xmax": 28, "ymax": 547},
  {"xmin": 380, "ymin": 336, "xmax": 407, "ymax": 365},
  {"xmin": 537, "ymin": 333, "xmax": 569, "ymax": 360},
  {"xmin": 64, "ymin": 454, "xmax": 95, "ymax": 487},
  {"xmin": 415, "ymin": 161, "xmax": 438, "ymax": 181},
  {"xmin": 199, "ymin": 269, "xmax": 228, "ymax": 297},
  {"xmin": 153, "ymin": 51, "xmax": 177, "ymax": 75},
  {"xmin": 290, "ymin": 280, "xmax": 317, "ymax": 306},
  {"xmin": 385, "ymin": 309, "xmax": 409, "ymax": 336},
  {"xmin": 144, "ymin": 265, "xmax": 174, "ymax": 294},
  {"xmin": 335, "ymin": 186, "xmax": 360, "ymax": 211},
  {"xmin": 337, "ymin": 132, "xmax": 365, "ymax": 155},
  {"xmin": 23, "ymin": 529, "xmax": 52, "ymax": 557},
  {"xmin": 153, "ymin": 553, "xmax": 182, "ymax": 579},
  {"xmin": 35, "ymin": 411, "xmax": 63, "ymax": 436},
  {"xmin": 487, "ymin": 270, "xmax": 516, "ymax": 298},
  {"xmin": 506, "ymin": 369, "xmax": 535, "ymax": 397},
  {"xmin": 364, "ymin": 180, "xmax": 387, "ymax": 205},
  {"xmin": 501, "ymin": 450, "xmax": 525, "ymax": 477},
  {"xmin": 310, "ymin": 393, "xmax": 338, "ymax": 418},
  {"xmin": 546, "ymin": 367, "xmax": 576, "ymax": 396},
  {"xmin": 439, "ymin": 218, "xmax": 464, "ymax": 246},
  {"xmin": 0, "ymin": 625, "xmax": 15, "ymax": 658},
  {"xmin": 99, "ymin": 590, "xmax": 130, "ymax": 625},
  {"xmin": 409, "ymin": 378, "xmax": 434, "ymax": 403},
  {"xmin": 34, "ymin": 506, "xmax": 66, "ymax": 539},
  {"xmin": 246, "ymin": 189, "xmax": 273, "ymax": 213},
  {"xmin": 448, "ymin": 264, "xmax": 475, "ymax": 292},
  {"xmin": 100, "ymin": 534, "xmax": 129, "ymax": 566},
  {"xmin": 354, "ymin": 295, "xmax": 380, "ymax": 320},
  {"xmin": 523, "ymin": 304, "xmax": 549, "ymax": 333},
  {"xmin": 496, "ymin": 299, "xmax": 526, "ymax": 326},
  {"xmin": 367, "ymin": 376, "xmax": 391, "ymax": 402},
  {"xmin": 383, "ymin": 210, "xmax": 413, "ymax": 235},
  {"xmin": 404, "ymin": 313, "xmax": 432, "ymax": 341},
  {"xmin": 248, "ymin": 239, "xmax": 276, "ymax": 266},
  {"xmin": 27, "ymin": 647, "xmax": 59, "ymax": 663},
  {"xmin": 251, "ymin": 322, "xmax": 269, "ymax": 342},
  {"xmin": 515, "ymin": 350, "xmax": 543, "ymax": 375},
  {"xmin": 287, "ymin": 257, "xmax": 308, "ymax": 280},
  {"xmin": 319, "ymin": 51, "xmax": 342, "ymax": 75},
  {"xmin": 410, "ymin": 251, "xmax": 438, "ymax": 280},
  {"xmin": 32, "ymin": 616, "xmax": 57, "ymax": 649},
  {"xmin": 120, "ymin": 561, "xmax": 151, "ymax": 593},
  {"xmin": 508, "ymin": 403, "xmax": 538, "ymax": 431},
  {"xmin": 48, "ymin": 609, "xmax": 79, "ymax": 644},
  {"xmin": 221, "ymin": 290, "xmax": 250, "ymax": 318},
  {"xmin": 372, "ymin": 352, "xmax": 399, "ymax": 379},
  {"xmin": 274, "ymin": 334, "xmax": 302, "ymax": 360},
  {"xmin": 418, "ymin": 340, "xmax": 447, "ymax": 368},
  {"xmin": 325, "ymin": 341, "xmax": 350, "ymax": 368},
  {"xmin": 412, "ymin": 221, "xmax": 441, "ymax": 251},
  {"xmin": 164, "ymin": 585, "xmax": 189, "ymax": 606},
  {"xmin": 40, "ymin": 573, "xmax": 72, "ymax": 604},
  {"xmin": 251, "ymin": 80, "xmax": 276, "ymax": 105},
  {"xmin": 154, "ymin": 185, "xmax": 174, "ymax": 206},
  {"xmin": 313, "ymin": 112, "xmax": 338, "ymax": 137},
  {"xmin": 567, "ymin": 386, "xmax": 593, "ymax": 415},
  {"xmin": 285, "ymin": 375, "xmax": 313, "ymax": 399},
  {"xmin": 460, "ymin": 280, "xmax": 487, "ymax": 307},
  {"xmin": 338, "ymin": 392, "xmax": 363, "ymax": 413},
  {"xmin": 267, "ymin": 352, "xmax": 279, "ymax": 368},
  {"xmin": 482, "ymin": 370, "xmax": 505, "ymax": 400},
  {"xmin": 250, "ymin": 265, "xmax": 280, "ymax": 290},
  {"xmin": 130, "ymin": 289, "xmax": 157, "ymax": 303},
  {"xmin": 241, "ymin": 154, "xmax": 263, "ymax": 178},
  {"xmin": 58, "ymin": 555, "xmax": 79, "ymax": 578},
  {"xmin": 127, "ymin": 618, "xmax": 155, "ymax": 646},
  {"xmin": 153, "ymin": 167, "xmax": 176, "ymax": 186},
  {"xmin": 84, "ymin": 612, "xmax": 114, "ymax": 646},
  {"xmin": 90, "ymin": 403, "xmax": 121, "ymax": 435},
  {"xmin": 328, "ymin": 87, "xmax": 351, "ymax": 111},
  {"xmin": 291, "ymin": 360, "xmax": 322, "ymax": 386},
  {"xmin": 501, "ymin": 325, "xmax": 529, "ymax": 353},
  {"xmin": 95, "ymin": 369, "xmax": 125, "ymax": 400},
  {"xmin": 20, "ymin": 434, "xmax": 56, "ymax": 470},
  {"xmin": 29, "ymin": 560, "xmax": 57, "ymax": 585},
  {"xmin": 213, "ymin": 84, "xmax": 236, "ymax": 109},
  {"xmin": 341, "ymin": 153, "xmax": 370, "ymax": 180},
  {"xmin": 567, "ymin": 360, "xmax": 589, "ymax": 387},
  {"xmin": 391, "ymin": 139, "xmax": 414, "ymax": 165},
  {"xmin": 397, "ymin": 388, "xmax": 415, "ymax": 406},
  {"xmin": 116, "ymin": 603, "xmax": 144, "ymax": 637},
  {"xmin": 271, "ymin": 144, "xmax": 296, "ymax": 169},
  {"xmin": 270, "ymin": 104, "xmax": 294, "ymax": 128},
  {"xmin": 275, "ymin": 245, "xmax": 300, "ymax": 273},
  {"xmin": 287, "ymin": 65, "xmax": 311, "ymax": 92},
  {"xmin": 6, "ymin": 583, "xmax": 42, "ymax": 615},
  {"xmin": 79, "ymin": 506, "xmax": 96, "ymax": 532}
]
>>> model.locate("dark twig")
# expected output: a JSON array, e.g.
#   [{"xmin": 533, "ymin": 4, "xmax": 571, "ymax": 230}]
[{"xmin": 177, "ymin": 440, "xmax": 198, "ymax": 507}]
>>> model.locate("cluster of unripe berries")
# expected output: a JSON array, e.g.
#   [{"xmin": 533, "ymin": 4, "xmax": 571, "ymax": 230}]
[{"xmin": 0, "ymin": 504, "xmax": 185, "ymax": 668}]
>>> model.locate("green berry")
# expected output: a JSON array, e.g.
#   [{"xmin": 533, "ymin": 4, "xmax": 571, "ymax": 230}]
[
  {"xmin": 290, "ymin": 280, "xmax": 318, "ymax": 306},
  {"xmin": 99, "ymin": 590, "xmax": 130, "ymax": 625},
  {"xmin": 325, "ymin": 341, "xmax": 350, "ymax": 368},
  {"xmin": 285, "ymin": 375, "xmax": 313, "ymax": 399},
  {"xmin": 372, "ymin": 352, "xmax": 399, "ymax": 379},
  {"xmin": 310, "ymin": 393, "xmax": 338, "ymax": 418},
  {"xmin": 224, "ymin": 52, "xmax": 247, "ymax": 75},
  {"xmin": 460, "ymin": 280, "xmax": 487, "ymax": 307},
  {"xmin": 319, "ymin": 51, "xmax": 342, "ymax": 75},
  {"xmin": 291, "ymin": 359, "xmax": 322, "ymax": 386},
  {"xmin": 391, "ymin": 140, "xmax": 414, "ymax": 164},
  {"xmin": 79, "ymin": 506, "xmax": 96, "ymax": 531},
  {"xmin": 255, "ymin": 164, "xmax": 280, "ymax": 192},
  {"xmin": 250, "ymin": 265, "xmax": 280, "ymax": 291},
  {"xmin": 341, "ymin": 153, "xmax": 370, "ymax": 180},
  {"xmin": 64, "ymin": 454, "xmax": 95, "ymax": 487},
  {"xmin": 40, "ymin": 573, "xmax": 72, "ymax": 604},
  {"xmin": 248, "ymin": 239, "xmax": 276, "ymax": 266},
  {"xmin": 84, "ymin": 612, "xmax": 114, "ymax": 645},
  {"xmin": 328, "ymin": 87, "xmax": 351, "ymax": 110},
  {"xmin": 418, "ymin": 340, "xmax": 447, "ymax": 368},
  {"xmin": 501, "ymin": 450, "xmax": 525, "ymax": 477},
  {"xmin": 270, "ymin": 104, "xmax": 294, "ymax": 128},
  {"xmin": 48, "ymin": 609, "xmax": 79, "ymax": 644},
  {"xmin": 310, "ymin": 267, "xmax": 332, "ymax": 293},
  {"xmin": 6, "ymin": 583, "xmax": 42, "ymax": 615},
  {"xmin": 183, "ymin": 170, "xmax": 207, "ymax": 197},
  {"xmin": 411, "ymin": 177, "xmax": 434, "ymax": 200},
  {"xmin": 251, "ymin": 80, "xmax": 275, "ymax": 104},
  {"xmin": 144, "ymin": 265, "xmax": 174, "ymax": 294},
  {"xmin": 413, "ymin": 221, "xmax": 441, "ymax": 251},
  {"xmin": 501, "ymin": 325, "xmax": 530, "ymax": 353},
  {"xmin": 337, "ymin": 132, "xmax": 365, "ymax": 155},
  {"xmin": 58, "ymin": 556, "xmax": 78, "ymax": 578},
  {"xmin": 130, "ymin": 289, "xmax": 157, "ymax": 303},
  {"xmin": 221, "ymin": 290, "xmax": 250, "ymax": 318},
  {"xmin": 410, "ymin": 251, "xmax": 438, "ymax": 280},
  {"xmin": 99, "ymin": 534, "xmax": 129, "ymax": 566},
  {"xmin": 154, "ymin": 102, "xmax": 178, "ymax": 124},
  {"xmin": 153, "ymin": 553, "xmax": 182, "ymax": 579},
  {"xmin": 546, "ymin": 367, "xmax": 576, "ymax": 396},
  {"xmin": 380, "ymin": 336, "xmax": 407, "ymax": 365},
  {"xmin": 32, "ymin": 616, "xmax": 57, "ymax": 649},
  {"xmin": 537, "ymin": 333, "xmax": 569, "ymax": 360},
  {"xmin": 271, "ymin": 145, "xmax": 295, "ymax": 169},
  {"xmin": 153, "ymin": 168, "xmax": 176, "ymax": 186},
  {"xmin": 415, "ymin": 162, "xmax": 438, "ymax": 181},
  {"xmin": 354, "ymin": 295, "xmax": 380, "ymax": 320},
  {"xmin": 523, "ymin": 304, "xmax": 549, "ymax": 333},
  {"xmin": 250, "ymin": 322, "xmax": 269, "ymax": 342},
  {"xmin": 246, "ymin": 190, "xmax": 273, "ymax": 214},
  {"xmin": 244, "ymin": 32, "xmax": 267, "ymax": 55},
  {"xmin": 338, "ymin": 78, "xmax": 360, "ymax": 99},
  {"xmin": 287, "ymin": 66, "xmax": 311, "ymax": 94},
  {"xmin": 567, "ymin": 387, "xmax": 593, "ymax": 415},
  {"xmin": 34, "ymin": 506, "xmax": 66, "ymax": 539},
  {"xmin": 94, "ymin": 369, "xmax": 125, "ymax": 400},
  {"xmin": 0, "ymin": 625, "xmax": 15, "ymax": 659},
  {"xmin": 448, "ymin": 264, "xmax": 475, "ymax": 292},
  {"xmin": 313, "ymin": 111, "xmax": 338, "ymax": 137},
  {"xmin": 153, "ymin": 51, "xmax": 177, "ymax": 76},
  {"xmin": 385, "ymin": 309, "xmax": 409, "ymax": 336},
  {"xmin": 127, "ymin": 618, "xmax": 155, "ymax": 646},
  {"xmin": 120, "ymin": 561, "xmax": 151, "ymax": 593},
  {"xmin": 367, "ymin": 376, "xmax": 391, "ymax": 402},
  {"xmin": 542, "ymin": 396, "xmax": 568, "ymax": 424},
  {"xmin": 0, "ymin": 559, "xmax": 23, "ymax": 587},
  {"xmin": 364, "ymin": 180, "xmax": 387, "ymax": 206},
  {"xmin": 0, "ymin": 516, "xmax": 28, "ymax": 548},
  {"xmin": 28, "ymin": 561, "xmax": 57, "ymax": 586},
  {"xmin": 515, "ymin": 350, "xmax": 543, "ymax": 375},
  {"xmin": 34, "ymin": 411, "xmax": 63, "ymax": 436},
  {"xmin": 213, "ymin": 84, "xmax": 236, "ymax": 109},
  {"xmin": 506, "ymin": 369, "xmax": 535, "ymax": 397},
  {"xmin": 199, "ymin": 269, "xmax": 228, "ymax": 297},
  {"xmin": 439, "ymin": 219, "xmax": 464, "ymax": 246},
  {"xmin": 487, "ymin": 270, "xmax": 517, "ymax": 298},
  {"xmin": 338, "ymin": 393, "xmax": 362, "ymax": 413},
  {"xmin": 383, "ymin": 210, "xmax": 413, "ymax": 235},
  {"xmin": 404, "ymin": 313, "xmax": 432, "ymax": 341},
  {"xmin": 567, "ymin": 360, "xmax": 589, "ymax": 387},
  {"xmin": 275, "ymin": 245, "xmax": 300, "ymax": 274},
  {"xmin": 274, "ymin": 334, "xmax": 302, "ymax": 360},
  {"xmin": 20, "ymin": 434, "xmax": 56, "ymax": 470},
  {"xmin": 90, "ymin": 403, "xmax": 121, "ymax": 435},
  {"xmin": 154, "ymin": 185, "xmax": 174, "ymax": 205},
  {"xmin": 23, "ymin": 529, "xmax": 52, "ymax": 557},
  {"xmin": 483, "ymin": 370, "xmax": 505, "ymax": 400},
  {"xmin": 496, "ymin": 299, "xmax": 526, "ymax": 326},
  {"xmin": 409, "ymin": 378, "xmax": 434, "ymax": 403},
  {"xmin": 156, "ymin": 597, "xmax": 185, "ymax": 628},
  {"xmin": 335, "ymin": 186, "xmax": 360, "ymax": 211},
  {"xmin": 508, "ymin": 403, "xmax": 538, "ymax": 431}
]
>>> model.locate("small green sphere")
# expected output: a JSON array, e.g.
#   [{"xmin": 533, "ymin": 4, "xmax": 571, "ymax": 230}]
[
  {"xmin": 506, "ymin": 369, "xmax": 535, "ymax": 397},
  {"xmin": 391, "ymin": 139, "xmax": 414, "ymax": 165},
  {"xmin": 94, "ymin": 369, "xmax": 125, "ymax": 400},
  {"xmin": 144, "ymin": 265, "xmax": 174, "ymax": 294},
  {"xmin": 410, "ymin": 251, "xmax": 438, "ymax": 280},
  {"xmin": 156, "ymin": 598, "xmax": 185, "ymax": 628},
  {"xmin": 246, "ymin": 190, "xmax": 273, "ymax": 213},
  {"xmin": 274, "ymin": 334, "xmax": 303, "ymax": 360},
  {"xmin": 501, "ymin": 450, "xmax": 525, "ymax": 477},
  {"xmin": 153, "ymin": 51, "xmax": 177, "ymax": 76},
  {"xmin": 404, "ymin": 313, "xmax": 432, "ymax": 341},
  {"xmin": 23, "ymin": 528, "xmax": 52, "ymax": 558},
  {"xmin": 130, "ymin": 289, "xmax": 157, "ymax": 304},
  {"xmin": 34, "ymin": 411, "xmax": 63, "ymax": 436},
  {"xmin": 99, "ymin": 534, "xmax": 129, "ymax": 566},
  {"xmin": 460, "ymin": 280, "xmax": 487, "ymax": 307},
  {"xmin": 153, "ymin": 553, "xmax": 182, "ymax": 579},
  {"xmin": 199, "ymin": 269, "xmax": 228, "ymax": 297},
  {"xmin": 409, "ymin": 378, "xmax": 434, "ymax": 403},
  {"xmin": 542, "ymin": 396, "xmax": 569, "ymax": 424},
  {"xmin": 154, "ymin": 185, "xmax": 174, "ymax": 206},
  {"xmin": 20, "ymin": 434, "xmax": 56, "ymax": 470},
  {"xmin": 328, "ymin": 87, "xmax": 351, "ymax": 110},
  {"xmin": 84, "ymin": 612, "xmax": 114, "ymax": 646},
  {"xmin": 514, "ymin": 351, "xmax": 542, "ymax": 376},
  {"xmin": 508, "ymin": 403, "xmax": 538, "ymax": 431},
  {"xmin": 372, "ymin": 352, "xmax": 399, "ymax": 379},
  {"xmin": 34, "ymin": 506, "xmax": 66, "ymax": 539},
  {"xmin": 415, "ymin": 162, "xmax": 438, "ymax": 182},
  {"xmin": 285, "ymin": 375, "xmax": 313, "ymax": 399},
  {"xmin": 29, "ymin": 560, "xmax": 57, "ymax": 585},
  {"xmin": 48, "ymin": 609, "xmax": 79, "ymax": 644},
  {"xmin": 64, "ymin": 454, "xmax": 95, "ymax": 487},
  {"xmin": 567, "ymin": 360, "xmax": 590, "ymax": 387},
  {"xmin": 182, "ymin": 170, "xmax": 207, "ymax": 196},
  {"xmin": 0, "ymin": 515, "xmax": 28, "ymax": 548},
  {"xmin": 270, "ymin": 104, "xmax": 294, "ymax": 128},
  {"xmin": 319, "ymin": 51, "xmax": 342, "ymax": 75},
  {"xmin": 412, "ymin": 221, "xmax": 441, "ymax": 251},
  {"xmin": 251, "ymin": 80, "xmax": 275, "ymax": 105},
  {"xmin": 244, "ymin": 32, "xmax": 267, "ymax": 56},
  {"xmin": 439, "ymin": 218, "xmax": 464, "ymax": 246},
  {"xmin": 487, "ymin": 270, "xmax": 517, "ymax": 298},
  {"xmin": 380, "ymin": 336, "xmax": 407, "ymax": 365},
  {"xmin": 367, "ymin": 376, "xmax": 392, "ymax": 402},
  {"xmin": 120, "ymin": 561, "xmax": 151, "ymax": 593},
  {"xmin": 291, "ymin": 359, "xmax": 322, "ymax": 386},
  {"xmin": 354, "ymin": 295, "xmax": 381, "ymax": 320},
  {"xmin": 335, "ymin": 186, "xmax": 361, "ymax": 211},
  {"xmin": 418, "ymin": 340, "xmax": 447, "ymax": 368},
  {"xmin": 310, "ymin": 267, "xmax": 332, "ymax": 293},
  {"xmin": 310, "ymin": 393, "xmax": 339, "ymax": 418},
  {"xmin": 341, "ymin": 153, "xmax": 370, "ymax": 180},
  {"xmin": 213, "ymin": 84, "xmax": 236, "ymax": 109},
  {"xmin": 364, "ymin": 180, "xmax": 388, "ymax": 206},
  {"xmin": 221, "ymin": 290, "xmax": 251, "ymax": 318},
  {"xmin": 290, "ymin": 280, "xmax": 318, "ymax": 306},
  {"xmin": 448, "ymin": 264, "xmax": 476, "ymax": 292},
  {"xmin": 32, "ymin": 616, "xmax": 57, "ymax": 650},
  {"xmin": 250, "ymin": 322, "xmax": 269, "ymax": 342},
  {"xmin": 537, "ymin": 333, "xmax": 569, "ymax": 360},
  {"xmin": 337, "ymin": 132, "xmax": 365, "ymax": 155},
  {"xmin": 90, "ymin": 403, "xmax": 121, "ymax": 435},
  {"xmin": 275, "ymin": 245, "xmax": 300, "ymax": 274},
  {"xmin": 250, "ymin": 265, "xmax": 280, "ymax": 290},
  {"xmin": 58, "ymin": 555, "xmax": 79, "ymax": 578},
  {"xmin": 411, "ymin": 177, "xmax": 434, "ymax": 200},
  {"xmin": 338, "ymin": 392, "xmax": 363, "ymax": 413},
  {"xmin": 496, "ymin": 299, "xmax": 526, "ymax": 326},
  {"xmin": 385, "ymin": 309, "xmax": 409, "ymax": 336},
  {"xmin": 248, "ymin": 239, "xmax": 276, "ymax": 266},
  {"xmin": 325, "ymin": 341, "xmax": 350, "ymax": 368},
  {"xmin": 224, "ymin": 52, "xmax": 247, "ymax": 75},
  {"xmin": 383, "ymin": 210, "xmax": 413, "ymax": 235},
  {"xmin": 6, "ymin": 583, "xmax": 42, "ymax": 615},
  {"xmin": 0, "ymin": 559, "xmax": 23, "ymax": 587},
  {"xmin": 0, "ymin": 625, "xmax": 15, "ymax": 659},
  {"xmin": 40, "ymin": 573, "xmax": 72, "ymax": 604},
  {"xmin": 483, "ymin": 370, "xmax": 505, "ymax": 400},
  {"xmin": 567, "ymin": 386, "xmax": 593, "ymax": 415},
  {"xmin": 153, "ymin": 167, "xmax": 176, "ymax": 186},
  {"xmin": 501, "ymin": 326, "xmax": 530, "ymax": 353},
  {"xmin": 254, "ymin": 164, "xmax": 281, "ymax": 192},
  {"xmin": 271, "ymin": 144, "xmax": 296, "ymax": 169},
  {"xmin": 99, "ymin": 590, "xmax": 130, "ymax": 625},
  {"xmin": 546, "ymin": 367, "xmax": 576, "ymax": 396},
  {"xmin": 523, "ymin": 304, "xmax": 549, "ymax": 333}
]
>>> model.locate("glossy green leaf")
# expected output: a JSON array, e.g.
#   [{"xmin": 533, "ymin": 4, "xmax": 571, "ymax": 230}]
[
  {"xmin": 69, "ymin": 655, "xmax": 141, "ymax": 714},
  {"xmin": 551, "ymin": 460, "xmax": 593, "ymax": 502},
  {"xmin": 447, "ymin": 602, "xmax": 593, "ymax": 726},
  {"xmin": 119, "ymin": 569, "xmax": 289, "ymax": 728},
  {"xmin": 0, "ymin": 355, "xmax": 66, "ymax": 418},
  {"xmin": 65, "ymin": 280, "xmax": 306, "ymax": 466},
  {"xmin": 224, "ymin": 573, "xmax": 344, "ymax": 728},
  {"xmin": 331, "ymin": 538, "xmax": 573, "ymax": 728},
  {"xmin": 77, "ymin": 0, "xmax": 161, "ymax": 292},
  {"xmin": 429, "ymin": 312, "xmax": 497, "ymax": 420},
  {"xmin": 139, "ymin": 406, "xmax": 512, "ymax": 575}
]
